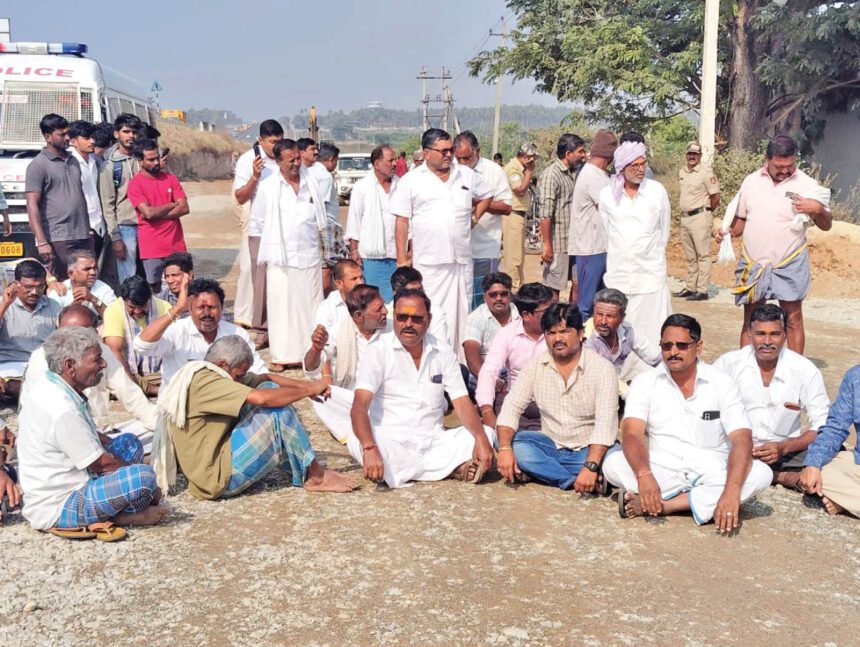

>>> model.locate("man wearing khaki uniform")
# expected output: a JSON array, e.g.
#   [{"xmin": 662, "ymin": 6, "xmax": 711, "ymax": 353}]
[
  {"xmin": 676, "ymin": 141, "xmax": 720, "ymax": 301},
  {"xmin": 502, "ymin": 143, "xmax": 538, "ymax": 291}
]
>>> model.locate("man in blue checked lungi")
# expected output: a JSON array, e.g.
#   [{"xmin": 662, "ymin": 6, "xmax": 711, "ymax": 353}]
[
  {"xmin": 17, "ymin": 327, "xmax": 167, "ymax": 535},
  {"xmin": 156, "ymin": 335, "xmax": 359, "ymax": 500}
]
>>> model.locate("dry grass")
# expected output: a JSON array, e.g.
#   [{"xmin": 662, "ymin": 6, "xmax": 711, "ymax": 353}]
[{"xmin": 158, "ymin": 122, "xmax": 245, "ymax": 156}]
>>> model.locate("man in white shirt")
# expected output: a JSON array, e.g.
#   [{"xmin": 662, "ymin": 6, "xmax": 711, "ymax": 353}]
[
  {"xmin": 714, "ymin": 303, "xmax": 829, "ymax": 491},
  {"xmin": 17, "ymin": 326, "xmax": 167, "ymax": 534},
  {"xmin": 232, "ymin": 120, "xmax": 283, "ymax": 346},
  {"xmin": 308, "ymin": 142, "xmax": 348, "ymax": 292},
  {"xmin": 314, "ymin": 259, "xmax": 364, "ymax": 337},
  {"xmin": 23, "ymin": 304, "xmax": 157, "ymax": 447},
  {"xmin": 134, "ymin": 277, "xmax": 265, "ymax": 386},
  {"xmin": 345, "ymin": 145, "xmax": 400, "ymax": 302},
  {"xmin": 386, "ymin": 265, "xmax": 450, "ymax": 347},
  {"xmin": 452, "ymin": 131, "xmax": 513, "ymax": 308},
  {"xmin": 349, "ymin": 289, "xmax": 496, "ymax": 488},
  {"xmin": 392, "ymin": 128, "xmax": 492, "ymax": 352},
  {"xmin": 251, "ymin": 139, "xmax": 330, "ymax": 369},
  {"xmin": 304, "ymin": 284, "xmax": 389, "ymax": 443},
  {"xmin": 603, "ymin": 314, "xmax": 772, "ymax": 531},
  {"xmin": 599, "ymin": 141, "xmax": 672, "ymax": 348},
  {"xmin": 48, "ymin": 250, "xmax": 117, "ymax": 318}
]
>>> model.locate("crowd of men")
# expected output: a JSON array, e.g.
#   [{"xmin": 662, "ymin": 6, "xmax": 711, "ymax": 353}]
[{"xmin": 0, "ymin": 113, "xmax": 857, "ymax": 543}]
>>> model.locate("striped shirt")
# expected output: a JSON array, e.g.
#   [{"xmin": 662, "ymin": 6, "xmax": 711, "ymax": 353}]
[
  {"xmin": 537, "ymin": 158, "xmax": 577, "ymax": 250},
  {"xmin": 497, "ymin": 347, "xmax": 619, "ymax": 449}
]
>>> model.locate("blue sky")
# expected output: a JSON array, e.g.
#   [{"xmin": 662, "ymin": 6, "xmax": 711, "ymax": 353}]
[{"xmin": 6, "ymin": 0, "xmax": 565, "ymax": 121}]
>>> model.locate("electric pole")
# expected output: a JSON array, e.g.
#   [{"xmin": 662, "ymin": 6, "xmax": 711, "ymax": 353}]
[
  {"xmin": 699, "ymin": 0, "xmax": 719, "ymax": 166},
  {"xmin": 490, "ymin": 17, "xmax": 507, "ymax": 157},
  {"xmin": 417, "ymin": 67, "xmax": 453, "ymax": 131}
]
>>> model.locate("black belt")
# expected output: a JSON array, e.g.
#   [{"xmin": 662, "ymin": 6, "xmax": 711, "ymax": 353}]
[{"xmin": 683, "ymin": 206, "xmax": 711, "ymax": 217}]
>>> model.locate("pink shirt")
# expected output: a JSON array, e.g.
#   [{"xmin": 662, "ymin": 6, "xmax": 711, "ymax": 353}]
[
  {"xmin": 476, "ymin": 319, "xmax": 545, "ymax": 408},
  {"xmin": 127, "ymin": 171, "xmax": 187, "ymax": 259},
  {"xmin": 737, "ymin": 166, "xmax": 821, "ymax": 265}
]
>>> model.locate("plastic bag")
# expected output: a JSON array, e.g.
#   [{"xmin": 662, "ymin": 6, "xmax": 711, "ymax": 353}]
[{"xmin": 716, "ymin": 194, "xmax": 739, "ymax": 265}]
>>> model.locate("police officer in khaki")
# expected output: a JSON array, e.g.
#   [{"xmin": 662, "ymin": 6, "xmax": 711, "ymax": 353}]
[
  {"xmin": 502, "ymin": 142, "xmax": 538, "ymax": 291},
  {"xmin": 676, "ymin": 141, "xmax": 720, "ymax": 301}
]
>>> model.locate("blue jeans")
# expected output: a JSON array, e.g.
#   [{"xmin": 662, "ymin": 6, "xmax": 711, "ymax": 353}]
[
  {"xmin": 117, "ymin": 224, "xmax": 139, "ymax": 283},
  {"xmin": 575, "ymin": 253, "xmax": 607, "ymax": 320},
  {"xmin": 362, "ymin": 258, "xmax": 397, "ymax": 302},
  {"xmin": 512, "ymin": 430, "xmax": 590, "ymax": 489}
]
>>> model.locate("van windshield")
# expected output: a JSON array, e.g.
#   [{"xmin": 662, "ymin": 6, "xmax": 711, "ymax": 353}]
[{"xmin": 338, "ymin": 157, "xmax": 370, "ymax": 172}]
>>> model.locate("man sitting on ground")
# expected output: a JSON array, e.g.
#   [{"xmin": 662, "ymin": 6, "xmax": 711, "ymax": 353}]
[
  {"xmin": 314, "ymin": 259, "xmax": 364, "ymax": 336},
  {"xmin": 157, "ymin": 251, "xmax": 193, "ymax": 310},
  {"xmin": 800, "ymin": 366, "xmax": 860, "ymax": 518},
  {"xmin": 387, "ymin": 266, "xmax": 449, "ymax": 344},
  {"xmin": 102, "ymin": 276, "xmax": 171, "ymax": 397},
  {"xmin": 477, "ymin": 282, "xmax": 555, "ymax": 431},
  {"xmin": 134, "ymin": 277, "xmax": 265, "ymax": 386},
  {"xmin": 715, "ymin": 303, "xmax": 829, "ymax": 491},
  {"xmin": 584, "ymin": 288, "xmax": 661, "ymax": 395},
  {"xmin": 23, "ymin": 304, "xmax": 157, "ymax": 448},
  {"xmin": 603, "ymin": 314, "xmax": 772, "ymax": 531},
  {"xmin": 0, "ymin": 260, "xmax": 62, "ymax": 401},
  {"xmin": 349, "ymin": 289, "xmax": 496, "ymax": 487},
  {"xmin": 496, "ymin": 303, "xmax": 618, "ymax": 490},
  {"xmin": 303, "ymin": 284, "xmax": 389, "ymax": 443},
  {"xmin": 156, "ymin": 335, "xmax": 358, "ymax": 499},
  {"xmin": 48, "ymin": 250, "xmax": 117, "ymax": 317},
  {"xmin": 17, "ymin": 327, "xmax": 167, "ymax": 537},
  {"xmin": 462, "ymin": 271, "xmax": 519, "ymax": 392}
]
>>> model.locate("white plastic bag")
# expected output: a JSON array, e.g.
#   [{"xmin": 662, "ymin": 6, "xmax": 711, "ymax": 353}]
[{"xmin": 716, "ymin": 194, "xmax": 739, "ymax": 265}]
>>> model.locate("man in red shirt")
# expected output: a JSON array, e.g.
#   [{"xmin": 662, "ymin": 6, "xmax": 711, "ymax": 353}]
[
  {"xmin": 394, "ymin": 151, "xmax": 408, "ymax": 177},
  {"xmin": 127, "ymin": 139, "xmax": 190, "ymax": 291}
]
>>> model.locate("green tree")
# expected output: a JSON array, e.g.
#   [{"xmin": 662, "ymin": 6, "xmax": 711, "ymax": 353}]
[{"xmin": 469, "ymin": 0, "xmax": 860, "ymax": 151}]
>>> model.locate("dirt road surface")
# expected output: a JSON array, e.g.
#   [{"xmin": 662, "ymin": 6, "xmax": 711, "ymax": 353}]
[{"xmin": 1, "ymin": 181, "xmax": 857, "ymax": 646}]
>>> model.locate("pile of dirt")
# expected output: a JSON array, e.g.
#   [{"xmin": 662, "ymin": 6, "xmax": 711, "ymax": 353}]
[{"xmin": 667, "ymin": 220, "xmax": 860, "ymax": 298}]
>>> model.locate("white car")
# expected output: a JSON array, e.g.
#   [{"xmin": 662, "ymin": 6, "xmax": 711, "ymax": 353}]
[{"xmin": 336, "ymin": 153, "xmax": 371, "ymax": 204}]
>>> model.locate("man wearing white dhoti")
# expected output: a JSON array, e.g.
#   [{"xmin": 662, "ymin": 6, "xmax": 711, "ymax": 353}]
[
  {"xmin": 603, "ymin": 314, "xmax": 772, "ymax": 531},
  {"xmin": 303, "ymin": 284, "xmax": 389, "ymax": 443},
  {"xmin": 391, "ymin": 128, "xmax": 492, "ymax": 353},
  {"xmin": 599, "ymin": 141, "xmax": 672, "ymax": 348},
  {"xmin": 349, "ymin": 289, "xmax": 496, "ymax": 488},
  {"xmin": 252, "ymin": 139, "xmax": 331, "ymax": 370}
]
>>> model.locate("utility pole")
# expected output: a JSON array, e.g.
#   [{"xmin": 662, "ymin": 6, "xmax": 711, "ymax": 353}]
[
  {"xmin": 699, "ymin": 0, "xmax": 719, "ymax": 166},
  {"xmin": 490, "ymin": 17, "xmax": 507, "ymax": 157},
  {"xmin": 416, "ymin": 67, "xmax": 452, "ymax": 131},
  {"xmin": 418, "ymin": 67, "xmax": 430, "ymax": 131}
]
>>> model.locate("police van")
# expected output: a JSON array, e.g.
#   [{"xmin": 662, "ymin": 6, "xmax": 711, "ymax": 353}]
[{"xmin": 0, "ymin": 41, "xmax": 155, "ymax": 260}]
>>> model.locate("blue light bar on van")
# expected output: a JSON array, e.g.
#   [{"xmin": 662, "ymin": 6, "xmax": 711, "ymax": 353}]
[{"xmin": 0, "ymin": 42, "xmax": 88, "ymax": 55}]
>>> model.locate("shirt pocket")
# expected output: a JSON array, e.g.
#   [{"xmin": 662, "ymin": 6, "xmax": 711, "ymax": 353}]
[{"xmin": 696, "ymin": 416, "xmax": 726, "ymax": 450}]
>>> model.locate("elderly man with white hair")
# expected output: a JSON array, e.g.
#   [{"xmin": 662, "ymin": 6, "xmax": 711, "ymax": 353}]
[
  {"xmin": 599, "ymin": 139, "xmax": 672, "ymax": 347},
  {"xmin": 154, "ymin": 335, "xmax": 359, "ymax": 500},
  {"xmin": 17, "ymin": 326, "xmax": 166, "ymax": 540}
]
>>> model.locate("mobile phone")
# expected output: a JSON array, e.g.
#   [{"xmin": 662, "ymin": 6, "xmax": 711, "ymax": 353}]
[
  {"xmin": 785, "ymin": 191, "xmax": 799, "ymax": 200},
  {"xmin": 253, "ymin": 142, "xmax": 262, "ymax": 158},
  {"xmin": 160, "ymin": 147, "xmax": 170, "ymax": 158}
]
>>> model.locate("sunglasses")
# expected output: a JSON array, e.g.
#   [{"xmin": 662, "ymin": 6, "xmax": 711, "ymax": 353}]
[
  {"xmin": 487, "ymin": 290, "xmax": 510, "ymax": 298},
  {"xmin": 427, "ymin": 147, "xmax": 454, "ymax": 156},
  {"xmin": 395, "ymin": 313, "xmax": 426, "ymax": 324},
  {"xmin": 659, "ymin": 340, "xmax": 695, "ymax": 352}
]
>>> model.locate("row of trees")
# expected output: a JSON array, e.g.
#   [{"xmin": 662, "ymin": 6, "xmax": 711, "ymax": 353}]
[{"xmin": 469, "ymin": 0, "xmax": 860, "ymax": 152}]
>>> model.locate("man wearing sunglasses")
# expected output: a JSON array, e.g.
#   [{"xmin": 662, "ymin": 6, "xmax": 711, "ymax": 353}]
[
  {"xmin": 349, "ymin": 289, "xmax": 496, "ymax": 487},
  {"xmin": 391, "ymin": 128, "xmax": 493, "ymax": 353},
  {"xmin": 462, "ymin": 272, "xmax": 519, "ymax": 391},
  {"xmin": 602, "ymin": 314, "xmax": 772, "ymax": 533}
]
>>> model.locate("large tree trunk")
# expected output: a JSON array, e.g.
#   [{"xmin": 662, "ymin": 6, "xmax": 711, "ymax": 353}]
[{"xmin": 727, "ymin": 0, "xmax": 770, "ymax": 150}]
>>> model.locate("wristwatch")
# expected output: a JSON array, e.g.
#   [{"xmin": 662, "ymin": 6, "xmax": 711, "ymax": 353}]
[{"xmin": 583, "ymin": 461, "xmax": 600, "ymax": 474}]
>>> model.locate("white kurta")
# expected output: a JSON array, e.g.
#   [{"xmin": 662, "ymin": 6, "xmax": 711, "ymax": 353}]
[
  {"xmin": 602, "ymin": 361, "xmax": 772, "ymax": 524},
  {"xmin": 348, "ymin": 331, "xmax": 496, "ymax": 488},
  {"xmin": 345, "ymin": 173, "xmax": 399, "ymax": 259}
]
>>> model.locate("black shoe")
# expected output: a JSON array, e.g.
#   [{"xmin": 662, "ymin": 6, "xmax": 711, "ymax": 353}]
[
  {"xmin": 686, "ymin": 291, "xmax": 709, "ymax": 301},
  {"xmin": 674, "ymin": 288, "xmax": 694, "ymax": 298}
]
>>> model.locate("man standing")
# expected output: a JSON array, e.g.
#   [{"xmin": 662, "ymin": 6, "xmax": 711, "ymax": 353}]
[
  {"xmin": 349, "ymin": 289, "xmax": 496, "ymax": 487},
  {"xmin": 603, "ymin": 314, "xmax": 772, "ymax": 530},
  {"xmin": 127, "ymin": 139, "xmax": 190, "ymax": 293},
  {"xmin": 715, "ymin": 303, "xmax": 829, "ymax": 490},
  {"xmin": 232, "ymin": 119, "xmax": 283, "ymax": 339},
  {"xmin": 134, "ymin": 277, "xmax": 266, "ymax": 386},
  {"xmin": 567, "ymin": 129, "xmax": 618, "ymax": 319},
  {"xmin": 720, "ymin": 135, "xmax": 831, "ymax": 353},
  {"xmin": 600, "ymin": 141, "xmax": 671, "ymax": 348},
  {"xmin": 452, "ymin": 131, "xmax": 513, "ymax": 308},
  {"xmin": 48, "ymin": 250, "xmax": 117, "ymax": 317},
  {"xmin": 99, "ymin": 113, "xmax": 143, "ymax": 283},
  {"xmin": 676, "ymin": 142, "xmax": 720, "ymax": 302},
  {"xmin": 462, "ymin": 272, "xmax": 519, "ymax": 383},
  {"xmin": 395, "ymin": 151, "xmax": 408, "ymax": 177},
  {"xmin": 496, "ymin": 303, "xmax": 618, "ymax": 490},
  {"xmin": 538, "ymin": 134, "xmax": 586, "ymax": 302},
  {"xmin": 392, "ymin": 128, "xmax": 492, "ymax": 351},
  {"xmin": 253, "ymin": 140, "xmax": 330, "ymax": 370},
  {"xmin": 309, "ymin": 142, "xmax": 348, "ymax": 293},
  {"xmin": 345, "ymin": 144, "xmax": 399, "ymax": 301},
  {"xmin": 297, "ymin": 138, "xmax": 319, "ymax": 169},
  {"xmin": 25, "ymin": 114, "xmax": 93, "ymax": 281},
  {"xmin": 502, "ymin": 143, "xmax": 538, "ymax": 291}
]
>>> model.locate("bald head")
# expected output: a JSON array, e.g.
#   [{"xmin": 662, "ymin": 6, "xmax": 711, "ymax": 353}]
[{"xmin": 59, "ymin": 303, "xmax": 98, "ymax": 329}]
